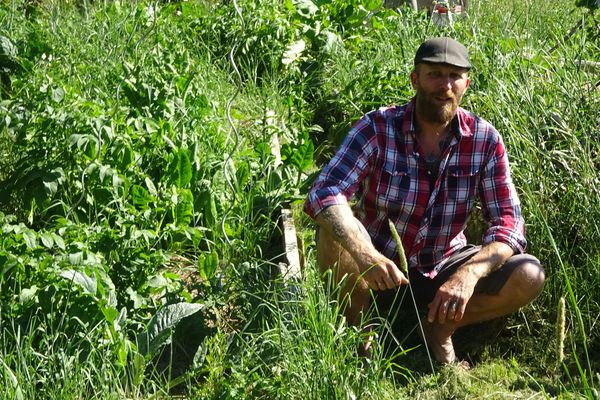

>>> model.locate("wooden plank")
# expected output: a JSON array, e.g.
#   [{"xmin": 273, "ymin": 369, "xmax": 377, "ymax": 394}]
[
  {"xmin": 264, "ymin": 110, "xmax": 302, "ymax": 281},
  {"xmin": 279, "ymin": 208, "xmax": 302, "ymax": 281}
]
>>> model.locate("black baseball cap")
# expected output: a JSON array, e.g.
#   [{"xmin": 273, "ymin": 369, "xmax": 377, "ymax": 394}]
[{"xmin": 414, "ymin": 37, "xmax": 471, "ymax": 69}]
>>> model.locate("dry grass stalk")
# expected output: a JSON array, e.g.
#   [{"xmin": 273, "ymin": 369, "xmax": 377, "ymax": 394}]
[{"xmin": 557, "ymin": 296, "xmax": 566, "ymax": 365}]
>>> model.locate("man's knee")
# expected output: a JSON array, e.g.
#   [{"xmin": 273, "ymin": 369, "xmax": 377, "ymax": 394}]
[{"xmin": 510, "ymin": 255, "xmax": 545, "ymax": 302}]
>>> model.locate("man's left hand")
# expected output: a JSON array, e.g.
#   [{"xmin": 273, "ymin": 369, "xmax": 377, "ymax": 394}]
[{"xmin": 427, "ymin": 270, "xmax": 478, "ymax": 324}]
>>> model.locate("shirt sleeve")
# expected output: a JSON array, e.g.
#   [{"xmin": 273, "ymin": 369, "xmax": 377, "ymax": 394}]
[
  {"xmin": 479, "ymin": 133, "xmax": 527, "ymax": 253},
  {"xmin": 304, "ymin": 113, "xmax": 379, "ymax": 219}
]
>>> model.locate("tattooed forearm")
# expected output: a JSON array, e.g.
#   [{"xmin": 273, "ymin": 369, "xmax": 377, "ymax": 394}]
[
  {"xmin": 314, "ymin": 205, "xmax": 373, "ymax": 261},
  {"xmin": 318, "ymin": 205, "xmax": 354, "ymax": 241},
  {"xmin": 315, "ymin": 205, "xmax": 406, "ymax": 287}
]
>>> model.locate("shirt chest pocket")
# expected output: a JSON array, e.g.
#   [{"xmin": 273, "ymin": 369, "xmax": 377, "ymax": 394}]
[
  {"xmin": 446, "ymin": 165, "xmax": 480, "ymax": 203},
  {"xmin": 375, "ymin": 161, "xmax": 411, "ymax": 212}
]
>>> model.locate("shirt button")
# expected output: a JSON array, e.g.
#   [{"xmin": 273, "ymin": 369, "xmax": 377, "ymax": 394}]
[
  {"xmin": 410, "ymin": 255, "xmax": 417, "ymax": 263},
  {"xmin": 423, "ymin": 217, "xmax": 429, "ymax": 223}
]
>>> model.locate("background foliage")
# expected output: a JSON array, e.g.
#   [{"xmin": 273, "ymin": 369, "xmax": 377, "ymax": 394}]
[{"xmin": 0, "ymin": 0, "xmax": 598, "ymax": 398}]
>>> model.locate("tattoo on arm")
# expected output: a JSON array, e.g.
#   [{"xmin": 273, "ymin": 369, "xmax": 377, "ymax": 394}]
[{"xmin": 319, "ymin": 206, "xmax": 352, "ymax": 241}]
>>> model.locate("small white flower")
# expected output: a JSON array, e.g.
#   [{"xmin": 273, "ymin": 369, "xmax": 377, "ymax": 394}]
[{"xmin": 145, "ymin": 4, "xmax": 159, "ymax": 21}]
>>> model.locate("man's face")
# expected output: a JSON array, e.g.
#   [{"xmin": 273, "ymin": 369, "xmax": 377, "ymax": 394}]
[{"xmin": 411, "ymin": 63, "xmax": 470, "ymax": 124}]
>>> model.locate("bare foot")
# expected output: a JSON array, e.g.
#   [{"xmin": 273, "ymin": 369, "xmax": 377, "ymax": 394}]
[
  {"xmin": 357, "ymin": 323, "xmax": 375, "ymax": 359},
  {"xmin": 357, "ymin": 341, "xmax": 372, "ymax": 359},
  {"xmin": 422, "ymin": 319, "xmax": 457, "ymax": 364}
]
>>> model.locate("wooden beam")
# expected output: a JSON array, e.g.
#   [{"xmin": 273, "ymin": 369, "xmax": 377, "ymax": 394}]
[{"xmin": 279, "ymin": 208, "xmax": 302, "ymax": 281}]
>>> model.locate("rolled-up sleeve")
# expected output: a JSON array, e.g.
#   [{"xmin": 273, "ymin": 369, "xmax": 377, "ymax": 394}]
[
  {"xmin": 479, "ymin": 134, "xmax": 527, "ymax": 253},
  {"xmin": 304, "ymin": 114, "xmax": 378, "ymax": 219}
]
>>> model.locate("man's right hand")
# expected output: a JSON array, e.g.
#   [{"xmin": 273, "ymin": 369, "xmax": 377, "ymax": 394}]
[{"xmin": 358, "ymin": 251, "xmax": 409, "ymax": 291}]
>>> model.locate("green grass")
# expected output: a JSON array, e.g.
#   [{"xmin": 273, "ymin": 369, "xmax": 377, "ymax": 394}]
[{"xmin": 0, "ymin": 0, "xmax": 598, "ymax": 398}]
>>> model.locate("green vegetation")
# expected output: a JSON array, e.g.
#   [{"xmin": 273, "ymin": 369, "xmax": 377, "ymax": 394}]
[{"xmin": 0, "ymin": 0, "xmax": 598, "ymax": 398}]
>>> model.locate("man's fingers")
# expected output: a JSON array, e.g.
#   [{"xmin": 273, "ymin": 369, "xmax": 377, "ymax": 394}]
[
  {"xmin": 363, "ymin": 257, "xmax": 409, "ymax": 291},
  {"xmin": 379, "ymin": 277, "xmax": 392, "ymax": 291},
  {"xmin": 379, "ymin": 267, "xmax": 399, "ymax": 290},
  {"xmin": 388, "ymin": 265, "xmax": 409, "ymax": 287},
  {"xmin": 454, "ymin": 299, "xmax": 466, "ymax": 321},
  {"xmin": 427, "ymin": 296, "xmax": 442, "ymax": 323},
  {"xmin": 367, "ymin": 280, "xmax": 379, "ymax": 291},
  {"xmin": 437, "ymin": 300, "xmax": 450, "ymax": 324},
  {"xmin": 447, "ymin": 300, "xmax": 459, "ymax": 321},
  {"xmin": 365, "ymin": 271, "xmax": 388, "ymax": 291}
]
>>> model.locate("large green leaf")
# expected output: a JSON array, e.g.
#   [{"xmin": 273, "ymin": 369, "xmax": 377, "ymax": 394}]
[
  {"xmin": 281, "ymin": 134, "xmax": 314, "ymax": 173},
  {"xmin": 293, "ymin": 0, "xmax": 318, "ymax": 18},
  {"xmin": 39, "ymin": 232, "xmax": 54, "ymax": 248},
  {"xmin": 60, "ymin": 269, "xmax": 97, "ymax": 297},
  {"xmin": 198, "ymin": 251, "xmax": 219, "ymax": 282},
  {"xmin": 282, "ymin": 39, "xmax": 306, "ymax": 65},
  {"xmin": 132, "ymin": 184, "xmax": 155, "ymax": 209},
  {"xmin": 196, "ymin": 188, "xmax": 218, "ymax": 228},
  {"xmin": 167, "ymin": 148, "xmax": 192, "ymax": 188},
  {"xmin": 51, "ymin": 233, "xmax": 65, "ymax": 250},
  {"xmin": 21, "ymin": 229, "xmax": 37, "ymax": 250},
  {"xmin": 173, "ymin": 188, "xmax": 194, "ymax": 226},
  {"xmin": 292, "ymin": 139, "xmax": 314, "ymax": 172},
  {"xmin": 137, "ymin": 302, "xmax": 204, "ymax": 356}
]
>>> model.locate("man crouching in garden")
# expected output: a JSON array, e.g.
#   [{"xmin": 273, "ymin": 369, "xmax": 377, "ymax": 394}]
[{"xmin": 304, "ymin": 37, "xmax": 545, "ymax": 366}]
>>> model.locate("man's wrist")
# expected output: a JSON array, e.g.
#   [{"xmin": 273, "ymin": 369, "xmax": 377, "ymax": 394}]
[{"xmin": 458, "ymin": 261, "xmax": 490, "ymax": 281}]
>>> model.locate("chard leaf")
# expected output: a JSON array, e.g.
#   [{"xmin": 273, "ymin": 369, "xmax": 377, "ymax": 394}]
[
  {"xmin": 198, "ymin": 252, "xmax": 219, "ymax": 282},
  {"xmin": 137, "ymin": 302, "xmax": 203, "ymax": 356},
  {"xmin": 145, "ymin": 177, "xmax": 158, "ymax": 196},
  {"xmin": 132, "ymin": 184, "xmax": 154, "ymax": 209},
  {"xmin": 173, "ymin": 188, "xmax": 194, "ymax": 226},
  {"xmin": 282, "ymin": 39, "xmax": 306, "ymax": 65},
  {"xmin": 167, "ymin": 148, "xmax": 192, "ymax": 188},
  {"xmin": 19, "ymin": 285, "xmax": 38, "ymax": 304}
]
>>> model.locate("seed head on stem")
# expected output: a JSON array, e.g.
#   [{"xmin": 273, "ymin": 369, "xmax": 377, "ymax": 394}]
[{"xmin": 388, "ymin": 219, "xmax": 408, "ymax": 276}]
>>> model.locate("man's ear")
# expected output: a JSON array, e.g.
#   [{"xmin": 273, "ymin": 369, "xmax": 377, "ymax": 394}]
[{"xmin": 410, "ymin": 70, "xmax": 418, "ymax": 89}]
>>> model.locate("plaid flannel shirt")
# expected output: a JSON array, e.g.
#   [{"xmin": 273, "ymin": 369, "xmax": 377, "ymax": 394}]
[{"xmin": 304, "ymin": 98, "xmax": 527, "ymax": 278}]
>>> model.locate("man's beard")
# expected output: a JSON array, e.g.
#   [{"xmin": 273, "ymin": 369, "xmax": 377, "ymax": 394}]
[{"xmin": 415, "ymin": 90, "xmax": 459, "ymax": 124}]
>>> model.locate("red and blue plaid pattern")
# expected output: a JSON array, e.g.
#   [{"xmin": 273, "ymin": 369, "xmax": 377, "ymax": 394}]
[{"xmin": 304, "ymin": 98, "xmax": 526, "ymax": 278}]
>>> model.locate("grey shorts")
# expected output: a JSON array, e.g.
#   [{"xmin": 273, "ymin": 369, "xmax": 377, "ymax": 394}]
[{"xmin": 377, "ymin": 244, "xmax": 542, "ymax": 311}]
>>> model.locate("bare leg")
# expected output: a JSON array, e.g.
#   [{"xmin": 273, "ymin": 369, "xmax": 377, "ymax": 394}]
[
  {"xmin": 316, "ymin": 226, "xmax": 371, "ymax": 326},
  {"xmin": 424, "ymin": 260, "xmax": 546, "ymax": 363}
]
